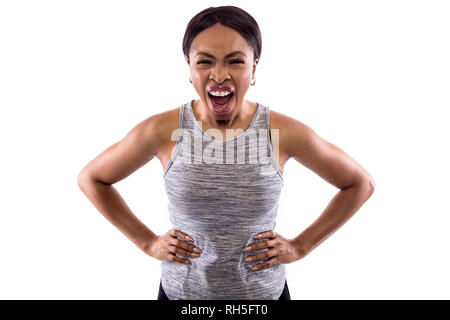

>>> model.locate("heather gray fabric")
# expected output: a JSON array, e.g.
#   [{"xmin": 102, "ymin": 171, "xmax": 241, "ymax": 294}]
[{"xmin": 161, "ymin": 99, "xmax": 285, "ymax": 300}]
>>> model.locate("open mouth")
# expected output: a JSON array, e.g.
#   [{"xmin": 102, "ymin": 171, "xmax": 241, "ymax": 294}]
[{"xmin": 207, "ymin": 91, "xmax": 234, "ymax": 114}]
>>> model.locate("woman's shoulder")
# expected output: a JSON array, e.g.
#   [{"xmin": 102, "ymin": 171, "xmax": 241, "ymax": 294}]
[
  {"xmin": 268, "ymin": 107, "xmax": 318, "ymax": 160},
  {"xmin": 268, "ymin": 108, "xmax": 309, "ymax": 133},
  {"xmin": 126, "ymin": 105, "xmax": 181, "ymax": 159},
  {"xmin": 143, "ymin": 105, "xmax": 181, "ymax": 140},
  {"xmin": 149, "ymin": 105, "xmax": 180, "ymax": 128}
]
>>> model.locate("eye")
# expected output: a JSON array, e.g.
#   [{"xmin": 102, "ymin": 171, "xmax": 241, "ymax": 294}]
[{"xmin": 197, "ymin": 59, "xmax": 244, "ymax": 65}]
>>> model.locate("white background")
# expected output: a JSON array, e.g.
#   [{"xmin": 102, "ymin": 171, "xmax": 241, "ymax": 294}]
[{"xmin": 1, "ymin": 0, "xmax": 449, "ymax": 299}]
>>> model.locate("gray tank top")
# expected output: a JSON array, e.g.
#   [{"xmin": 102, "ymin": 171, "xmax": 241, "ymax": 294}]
[{"xmin": 162, "ymin": 99, "xmax": 285, "ymax": 300}]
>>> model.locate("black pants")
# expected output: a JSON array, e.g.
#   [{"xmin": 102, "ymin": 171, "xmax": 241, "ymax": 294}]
[{"xmin": 157, "ymin": 279, "xmax": 291, "ymax": 300}]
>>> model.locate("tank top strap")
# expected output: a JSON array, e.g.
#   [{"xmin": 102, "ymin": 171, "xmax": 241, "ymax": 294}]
[
  {"xmin": 256, "ymin": 103, "xmax": 284, "ymax": 182},
  {"xmin": 179, "ymin": 101, "xmax": 194, "ymax": 131},
  {"xmin": 250, "ymin": 102, "xmax": 268, "ymax": 131}
]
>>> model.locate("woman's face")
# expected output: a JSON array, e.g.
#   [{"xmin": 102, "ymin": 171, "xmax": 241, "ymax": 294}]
[{"xmin": 187, "ymin": 23, "xmax": 258, "ymax": 119}]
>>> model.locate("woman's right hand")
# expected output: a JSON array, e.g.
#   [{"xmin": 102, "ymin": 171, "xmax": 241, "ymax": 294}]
[{"xmin": 145, "ymin": 229, "xmax": 202, "ymax": 264}]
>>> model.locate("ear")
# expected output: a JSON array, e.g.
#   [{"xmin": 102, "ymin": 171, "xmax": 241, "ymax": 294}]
[{"xmin": 252, "ymin": 58, "xmax": 259, "ymax": 73}]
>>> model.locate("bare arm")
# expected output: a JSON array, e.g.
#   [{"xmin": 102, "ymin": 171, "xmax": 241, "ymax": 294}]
[
  {"xmin": 78, "ymin": 109, "xmax": 202, "ymax": 264},
  {"xmin": 77, "ymin": 113, "xmax": 165, "ymax": 253},
  {"xmin": 239, "ymin": 113, "xmax": 376, "ymax": 271},
  {"xmin": 282, "ymin": 115, "xmax": 376, "ymax": 257}
]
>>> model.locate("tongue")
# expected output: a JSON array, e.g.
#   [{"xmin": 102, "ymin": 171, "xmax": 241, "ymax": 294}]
[{"xmin": 211, "ymin": 94, "xmax": 232, "ymax": 106}]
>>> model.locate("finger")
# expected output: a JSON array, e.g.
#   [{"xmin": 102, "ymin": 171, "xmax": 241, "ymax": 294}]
[
  {"xmin": 169, "ymin": 229, "xmax": 194, "ymax": 242},
  {"xmin": 168, "ymin": 245, "xmax": 201, "ymax": 258},
  {"xmin": 250, "ymin": 257, "xmax": 279, "ymax": 271},
  {"xmin": 168, "ymin": 253, "xmax": 191, "ymax": 265},
  {"xmin": 243, "ymin": 240, "xmax": 276, "ymax": 252},
  {"xmin": 170, "ymin": 238, "xmax": 202, "ymax": 254},
  {"xmin": 254, "ymin": 230, "xmax": 277, "ymax": 240},
  {"xmin": 244, "ymin": 248, "xmax": 277, "ymax": 263}
]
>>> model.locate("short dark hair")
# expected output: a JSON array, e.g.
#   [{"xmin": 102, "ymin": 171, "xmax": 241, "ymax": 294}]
[{"xmin": 182, "ymin": 6, "xmax": 262, "ymax": 63}]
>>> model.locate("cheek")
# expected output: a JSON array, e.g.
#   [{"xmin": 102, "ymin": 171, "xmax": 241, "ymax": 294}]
[
  {"xmin": 190, "ymin": 71, "xmax": 200, "ymax": 82},
  {"xmin": 190, "ymin": 73, "xmax": 203, "ymax": 90},
  {"xmin": 238, "ymin": 69, "xmax": 252, "ymax": 83},
  {"xmin": 191, "ymin": 68, "xmax": 252, "ymax": 87},
  {"xmin": 191, "ymin": 70, "xmax": 208, "ymax": 83},
  {"xmin": 237, "ymin": 71, "xmax": 252, "ymax": 89}
]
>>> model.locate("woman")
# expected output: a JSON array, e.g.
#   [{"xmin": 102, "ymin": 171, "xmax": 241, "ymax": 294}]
[{"xmin": 78, "ymin": 6, "xmax": 375, "ymax": 300}]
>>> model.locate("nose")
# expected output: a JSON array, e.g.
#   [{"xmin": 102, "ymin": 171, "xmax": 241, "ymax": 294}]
[{"xmin": 210, "ymin": 65, "xmax": 230, "ymax": 84}]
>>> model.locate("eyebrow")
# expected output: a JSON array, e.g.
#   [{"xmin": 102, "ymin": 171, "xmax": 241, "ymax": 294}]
[{"xmin": 194, "ymin": 51, "xmax": 247, "ymax": 59}]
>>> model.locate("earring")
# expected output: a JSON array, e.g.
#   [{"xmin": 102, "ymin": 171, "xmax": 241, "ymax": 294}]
[
  {"xmin": 189, "ymin": 77, "xmax": 193, "ymax": 84},
  {"xmin": 250, "ymin": 78, "xmax": 256, "ymax": 86}
]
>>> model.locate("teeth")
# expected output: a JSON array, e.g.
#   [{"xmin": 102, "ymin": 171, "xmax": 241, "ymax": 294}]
[{"xmin": 209, "ymin": 91, "xmax": 231, "ymax": 97}]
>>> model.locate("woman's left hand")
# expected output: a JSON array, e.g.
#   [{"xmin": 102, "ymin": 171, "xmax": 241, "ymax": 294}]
[{"xmin": 243, "ymin": 230, "xmax": 305, "ymax": 271}]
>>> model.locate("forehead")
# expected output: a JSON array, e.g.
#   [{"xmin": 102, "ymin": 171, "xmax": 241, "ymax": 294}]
[{"xmin": 190, "ymin": 23, "xmax": 252, "ymax": 58}]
